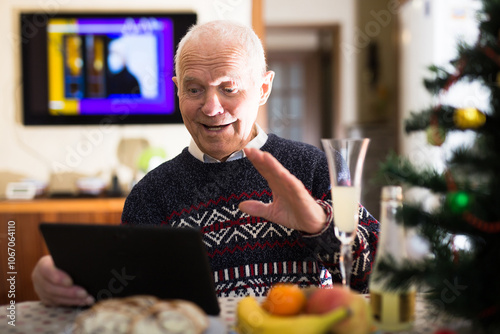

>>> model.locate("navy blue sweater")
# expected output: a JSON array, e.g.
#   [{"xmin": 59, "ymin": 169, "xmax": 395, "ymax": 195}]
[{"xmin": 122, "ymin": 134, "xmax": 379, "ymax": 296}]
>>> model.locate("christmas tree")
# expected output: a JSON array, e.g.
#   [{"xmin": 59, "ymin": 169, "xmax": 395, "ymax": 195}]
[{"xmin": 376, "ymin": 0, "xmax": 500, "ymax": 331}]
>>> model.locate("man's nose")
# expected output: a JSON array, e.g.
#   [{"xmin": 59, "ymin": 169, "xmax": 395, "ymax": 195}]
[{"xmin": 201, "ymin": 90, "xmax": 224, "ymax": 116}]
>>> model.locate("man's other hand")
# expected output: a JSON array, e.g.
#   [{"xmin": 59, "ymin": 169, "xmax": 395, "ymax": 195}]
[{"xmin": 32, "ymin": 255, "xmax": 95, "ymax": 306}]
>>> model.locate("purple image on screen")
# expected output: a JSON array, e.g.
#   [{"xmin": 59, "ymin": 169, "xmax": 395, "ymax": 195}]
[{"xmin": 75, "ymin": 17, "xmax": 175, "ymax": 115}]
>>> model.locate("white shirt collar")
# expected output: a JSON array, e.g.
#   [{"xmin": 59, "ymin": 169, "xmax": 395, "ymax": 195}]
[{"xmin": 188, "ymin": 124, "xmax": 268, "ymax": 163}]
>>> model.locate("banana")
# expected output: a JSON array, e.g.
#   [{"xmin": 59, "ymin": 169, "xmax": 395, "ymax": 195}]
[{"xmin": 236, "ymin": 296, "xmax": 351, "ymax": 334}]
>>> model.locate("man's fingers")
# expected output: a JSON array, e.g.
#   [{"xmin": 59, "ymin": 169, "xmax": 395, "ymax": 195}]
[
  {"xmin": 40, "ymin": 285, "xmax": 94, "ymax": 306},
  {"xmin": 239, "ymin": 200, "xmax": 271, "ymax": 220},
  {"xmin": 42, "ymin": 293, "xmax": 95, "ymax": 307},
  {"xmin": 35, "ymin": 278, "xmax": 94, "ymax": 306},
  {"xmin": 245, "ymin": 148, "xmax": 298, "ymax": 190},
  {"xmin": 48, "ymin": 295, "xmax": 94, "ymax": 307},
  {"xmin": 245, "ymin": 148, "xmax": 283, "ymax": 180}
]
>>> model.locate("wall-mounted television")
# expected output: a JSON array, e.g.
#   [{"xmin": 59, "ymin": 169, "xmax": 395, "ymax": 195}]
[{"xmin": 20, "ymin": 12, "xmax": 197, "ymax": 125}]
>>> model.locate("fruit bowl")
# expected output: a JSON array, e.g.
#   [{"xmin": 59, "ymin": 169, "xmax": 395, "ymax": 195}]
[
  {"xmin": 237, "ymin": 296, "xmax": 350, "ymax": 334},
  {"xmin": 236, "ymin": 284, "xmax": 375, "ymax": 334}
]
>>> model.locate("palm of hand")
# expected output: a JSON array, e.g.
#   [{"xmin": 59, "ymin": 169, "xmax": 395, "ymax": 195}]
[{"xmin": 239, "ymin": 148, "xmax": 326, "ymax": 234}]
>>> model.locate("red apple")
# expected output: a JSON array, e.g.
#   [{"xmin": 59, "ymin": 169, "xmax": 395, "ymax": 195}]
[
  {"xmin": 305, "ymin": 285, "xmax": 352, "ymax": 315},
  {"xmin": 305, "ymin": 285, "xmax": 374, "ymax": 334}
]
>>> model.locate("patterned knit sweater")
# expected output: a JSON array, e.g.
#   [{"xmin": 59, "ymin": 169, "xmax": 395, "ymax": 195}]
[{"xmin": 121, "ymin": 134, "xmax": 379, "ymax": 297}]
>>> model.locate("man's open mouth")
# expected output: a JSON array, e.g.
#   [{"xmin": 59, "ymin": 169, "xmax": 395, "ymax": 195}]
[{"xmin": 202, "ymin": 123, "xmax": 232, "ymax": 131}]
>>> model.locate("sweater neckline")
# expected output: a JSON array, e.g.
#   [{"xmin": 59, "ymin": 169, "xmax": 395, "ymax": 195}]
[{"xmin": 181, "ymin": 134, "xmax": 278, "ymax": 166}]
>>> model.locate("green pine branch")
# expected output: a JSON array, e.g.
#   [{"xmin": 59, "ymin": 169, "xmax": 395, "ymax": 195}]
[
  {"xmin": 448, "ymin": 146, "xmax": 499, "ymax": 183},
  {"xmin": 405, "ymin": 106, "xmax": 456, "ymax": 133},
  {"xmin": 406, "ymin": 203, "xmax": 488, "ymax": 238},
  {"xmin": 377, "ymin": 153, "xmax": 447, "ymax": 192},
  {"xmin": 422, "ymin": 38, "xmax": 500, "ymax": 97},
  {"xmin": 449, "ymin": 147, "xmax": 486, "ymax": 166},
  {"xmin": 480, "ymin": 0, "xmax": 500, "ymax": 46},
  {"xmin": 423, "ymin": 65, "xmax": 453, "ymax": 94},
  {"xmin": 378, "ymin": 153, "xmax": 499, "ymax": 236},
  {"xmin": 457, "ymin": 46, "xmax": 500, "ymax": 86}
]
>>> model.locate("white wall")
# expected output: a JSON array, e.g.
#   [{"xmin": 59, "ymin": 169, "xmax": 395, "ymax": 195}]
[
  {"xmin": 264, "ymin": 0, "xmax": 357, "ymax": 136},
  {"xmin": 398, "ymin": 0, "xmax": 436, "ymax": 165},
  {"xmin": 0, "ymin": 0, "xmax": 251, "ymax": 193}
]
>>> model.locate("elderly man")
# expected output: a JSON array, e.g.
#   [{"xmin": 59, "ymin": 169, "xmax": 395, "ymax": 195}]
[{"xmin": 32, "ymin": 20, "xmax": 379, "ymax": 306}]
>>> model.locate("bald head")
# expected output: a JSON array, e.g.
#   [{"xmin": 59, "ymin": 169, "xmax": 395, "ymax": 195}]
[{"xmin": 174, "ymin": 20, "xmax": 267, "ymax": 84}]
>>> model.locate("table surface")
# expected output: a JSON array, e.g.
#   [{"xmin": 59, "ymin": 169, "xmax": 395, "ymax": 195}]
[{"xmin": 1, "ymin": 296, "xmax": 473, "ymax": 334}]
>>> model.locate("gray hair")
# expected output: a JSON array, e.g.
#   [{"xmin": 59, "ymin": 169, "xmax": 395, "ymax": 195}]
[{"xmin": 174, "ymin": 20, "xmax": 267, "ymax": 82}]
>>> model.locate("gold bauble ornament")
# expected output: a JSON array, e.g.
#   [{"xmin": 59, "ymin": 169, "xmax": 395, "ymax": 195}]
[{"xmin": 453, "ymin": 108, "xmax": 486, "ymax": 129}]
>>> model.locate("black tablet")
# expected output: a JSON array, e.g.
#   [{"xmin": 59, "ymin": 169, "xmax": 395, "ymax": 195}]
[{"xmin": 39, "ymin": 223, "xmax": 220, "ymax": 315}]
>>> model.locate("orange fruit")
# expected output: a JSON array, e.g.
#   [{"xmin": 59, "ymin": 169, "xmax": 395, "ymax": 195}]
[{"xmin": 261, "ymin": 283, "xmax": 306, "ymax": 316}]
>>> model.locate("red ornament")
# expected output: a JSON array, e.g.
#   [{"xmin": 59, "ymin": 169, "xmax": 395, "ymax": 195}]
[{"xmin": 426, "ymin": 125, "xmax": 446, "ymax": 146}]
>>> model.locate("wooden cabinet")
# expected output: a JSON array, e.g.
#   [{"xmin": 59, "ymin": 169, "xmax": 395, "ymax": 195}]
[{"xmin": 0, "ymin": 198, "xmax": 125, "ymax": 305}]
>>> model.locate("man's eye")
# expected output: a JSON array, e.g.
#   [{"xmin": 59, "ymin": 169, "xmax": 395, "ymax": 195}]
[
  {"xmin": 223, "ymin": 87, "xmax": 238, "ymax": 94},
  {"xmin": 187, "ymin": 88, "xmax": 201, "ymax": 95}
]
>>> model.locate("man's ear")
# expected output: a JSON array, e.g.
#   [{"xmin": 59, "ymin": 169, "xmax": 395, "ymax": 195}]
[
  {"xmin": 259, "ymin": 71, "xmax": 275, "ymax": 106},
  {"xmin": 172, "ymin": 77, "xmax": 180, "ymax": 96}
]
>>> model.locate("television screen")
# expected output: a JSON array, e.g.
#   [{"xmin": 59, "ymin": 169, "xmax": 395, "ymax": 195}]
[{"xmin": 20, "ymin": 12, "xmax": 197, "ymax": 125}]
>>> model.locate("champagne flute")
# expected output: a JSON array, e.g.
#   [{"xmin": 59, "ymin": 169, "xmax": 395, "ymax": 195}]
[{"xmin": 321, "ymin": 138, "xmax": 370, "ymax": 288}]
